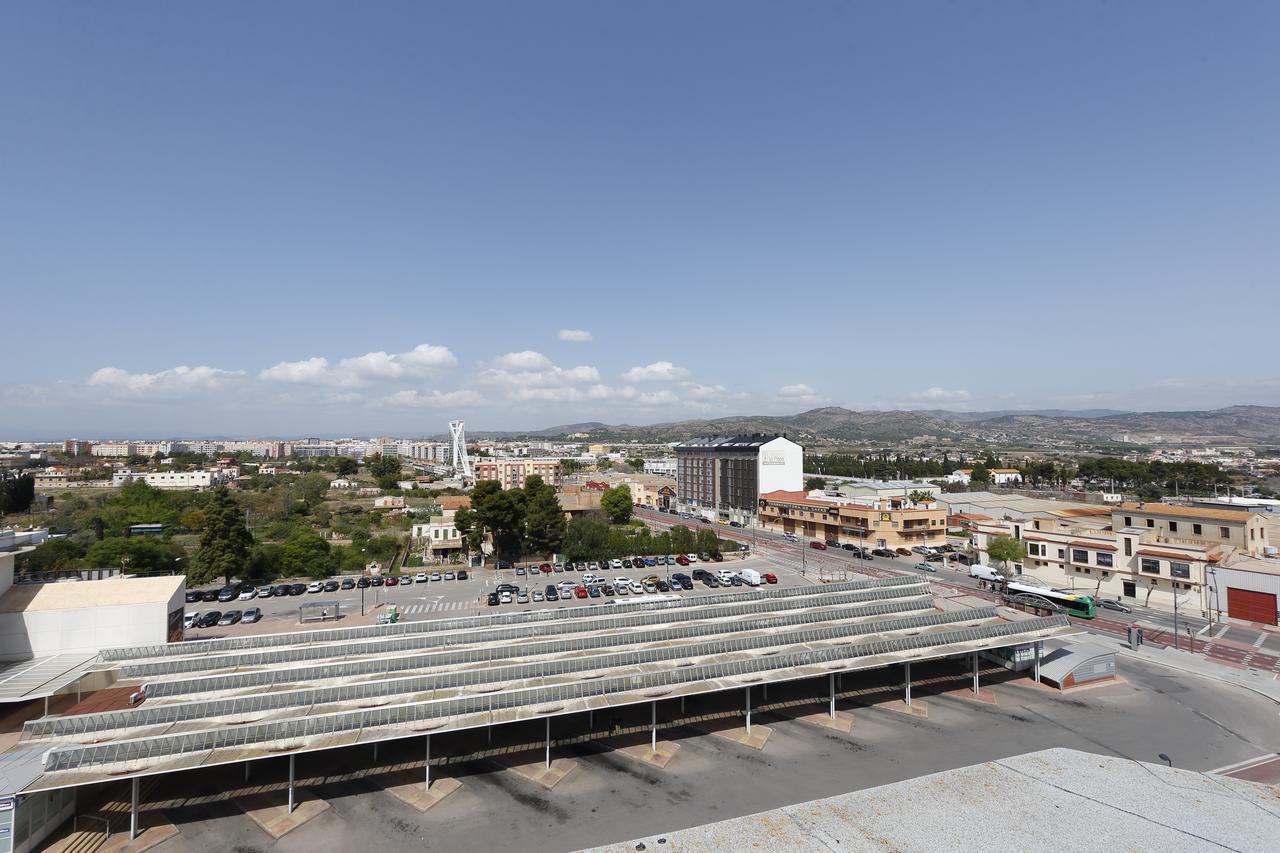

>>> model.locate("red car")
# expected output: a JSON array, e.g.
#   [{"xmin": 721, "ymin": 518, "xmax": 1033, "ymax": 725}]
[
  {"xmin": 895, "ymin": 548, "xmax": 912, "ymax": 556},
  {"xmin": 385, "ymin": 576, "xmax": 399, "ymax": 586},
  {"xmin": 574, "ymin": 586, "xmax": 588, "ymax": 599},
  {"xmin": 762, "ymin": 572, "xmax": 778, "ymax": 584},
  {"xmin": 539, "ymin": 563, "xmax": 552, "ymax": 573},
  {"xmin": 675, "ymin": 555, "xmax": 690, "ymax": 566},
  {"xmin": 810, "ymin": 540, "xmax": 827, "ymax": 550}
]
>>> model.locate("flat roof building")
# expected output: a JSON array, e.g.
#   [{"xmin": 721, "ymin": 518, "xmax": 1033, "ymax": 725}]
[{"xmin": 676, "ymin": 435, "xmax": 802, "ymax": 521}]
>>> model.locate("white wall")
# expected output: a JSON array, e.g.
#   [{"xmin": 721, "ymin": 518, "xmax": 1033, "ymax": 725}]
[
  {"xmin": 0, "ymin": 592, "xmax": 182, "ymax": 659},
  {"xmin": 757, "ymin": 437, "xmax": 803, "ymax": 495}
]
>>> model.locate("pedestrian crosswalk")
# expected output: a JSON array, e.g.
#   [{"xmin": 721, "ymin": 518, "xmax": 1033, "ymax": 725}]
[{"xmin": 398, "ymin": 600, "xmax": 472, "ymax": 615}]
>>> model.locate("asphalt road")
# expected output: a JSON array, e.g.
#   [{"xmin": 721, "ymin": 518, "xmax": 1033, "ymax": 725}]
[{"xmin": 148, "ymin": 653, "xmax": 1280, "ymax": 853}]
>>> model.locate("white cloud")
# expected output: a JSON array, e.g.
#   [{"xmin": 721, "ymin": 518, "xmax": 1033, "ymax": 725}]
[
  {"xmin": 478, "ymin": 353, "xmax": 601, "ymax": 395},
  {"xmin": 622, "ymin": 361, "xmax": 691, "ymax": 383},
  {"xmin": 491, "ymin": 350, "xmax": 554, "ymax": 371},
  {"xmin": 384, "ymin": 389, "xmax": 487, "ymax": 408},
  {"xmin": 907, "ymin": 387, "xmax": 972, "ymax": 402},
  {"xmin": 557, "ymin": 329, "xmax": 593, "ymax": 343},
  {"xmin": 778, "ymin": 383, "xmax": 819, "ymax": 399},
  {"xmin": 259, "ymin": 343, "xmax": 456, "ymax": 388},
  {"xmin": 87, "ymin": 365, "xmax": 244, "ymax": 397}
]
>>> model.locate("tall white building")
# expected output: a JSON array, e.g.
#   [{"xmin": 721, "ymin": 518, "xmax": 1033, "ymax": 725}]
[{"xmin": 675, "ymin": 434, "xmax": 803, "ymax": 521}]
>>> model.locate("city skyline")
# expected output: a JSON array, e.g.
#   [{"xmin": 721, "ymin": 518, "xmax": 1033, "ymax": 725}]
[{"xmin": 3, "ymin": 3, "xmax": 1279, "ymax": 435}]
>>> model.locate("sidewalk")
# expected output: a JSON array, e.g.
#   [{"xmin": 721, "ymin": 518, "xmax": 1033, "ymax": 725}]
[{"xmin": 1113, "ymin": 638, "xmax": 1280, "ymax": 704}]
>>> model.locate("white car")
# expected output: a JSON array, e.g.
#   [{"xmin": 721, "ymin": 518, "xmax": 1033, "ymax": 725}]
[
  {"xmin": 257, "ymin": 585, "xmax": 274, "ymax": 597},
  {"xmin": 558, "ymin": 580, "xmax": 578, "ymax": 592},
  {"xmin": 716, "ymin": 570, "xmax": 737, "ymax": 584},
  {"xmin": 306, "ymin": 582, "xmax": 323, "ymax": 593},
  {"xmin": 532, "ymin": 591, "xmax": 544, "ymax": 602},
  {"xmin": 629, "ymin": 581, "xmax": 645, "ymax": 594},
  {"xmin": 443, "ymin": 571, "xmax": 455, "ymax": 580},
  {"xmin": 686, "ymin": 554, "xmax": 699, "ymax": 563},
  {"xmin": 415, "ymin": 572, "xmax": 428, "ymax": 582},
  {"xmin": 610, "ymin": 559, "xmax": 623, "ymax": 569},
  {"xmin": 614, "ymin": 576, "xmax": 632, "ymax": 587},
  {"xmin": 183, "ymin": 612, "xmax": 200, "ymax": 629},
  {"xmin": 500, "ymin": 592, "xmax": 513, "ymax": 603},
  {"xmin": 238, "ymin": 589, "xmax": 257, "ymax": 601},
  {"xmin": 782, "ymin": 533, "xmax": 798, "ymax": 543}
]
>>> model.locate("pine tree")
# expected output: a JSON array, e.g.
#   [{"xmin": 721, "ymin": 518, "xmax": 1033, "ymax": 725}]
[{"xmin": 189, "ymin": 487, "xmax": 253, "ymax": 586}]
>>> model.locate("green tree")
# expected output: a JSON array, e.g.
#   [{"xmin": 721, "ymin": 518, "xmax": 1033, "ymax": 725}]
[
  {"xmin": 334, "ymin": 457, "xmax": 359, "ymax": 477},
  {"xmin": 85, "ymin": 537, "xmax": 184, "ymax": 574},
  {"xmin": 0, "ymin": 474, "xmax": 35, "ymax": 515},
  {"xmin": 600, "ymin": 485, "xmax": 634, "ymax": 524},
  {"xmin": 626, "ymin": 456, "xmax": 644, "ymax": 471},
  {"xmin": 1136, "ymin": 483, "xmax": 1164, "ymax": 502},
  {"xmin": 460, "ymin": 480, "xmax": 526, "ymax": 564},
  {"xmin": 907, "ymin": 490, "xmax": 934, "ymax": 505},
  {"xmin": 16, "ymin": 538, "xmax": 86, "ymax": 573},
  {"xmin": 189, "ymin": 487, "xmax": 253, "ymax": 586},
  {"xmin": 969, "ymin": 463, "xmax": 992, "ymax": 486},
  {"xmin": 277, "ymin": 529, "xmax": 337, "ymax": 579},
  {"xmin": 367, "ymin": 453, "xmax": 402, "ymax": 490},
  {"xmin": 986, "ymin": 535, "xmax": 1026, "ymax": 570},
  {"xmin": 669, "ymin": 524, "xmax": 695, "ymax": 554},
  {"xmin": 695, "ymin": 528, "xmax": 720, "ymax": 554},
  {"xmin": 180, "ymin": 509, "xmax": 207, "ymax": 531},
  {"xmin": 804, "ymin": 477, "xmax": 826, "ymax": 491},
  {"xmin": 523, "ymin": 475, "xmax": 566, "ymax": 557},
  {"xmin": 564, "ymin": 513, "xmax": 610, "ymax": 561}
]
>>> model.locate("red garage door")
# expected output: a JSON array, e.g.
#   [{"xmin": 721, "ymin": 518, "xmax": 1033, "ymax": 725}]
[{"xmin": 1226, "ymin": 587, "xmax": 1278, "ymax": 626}]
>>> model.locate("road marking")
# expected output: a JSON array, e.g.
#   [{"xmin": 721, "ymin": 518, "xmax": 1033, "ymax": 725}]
[{"xmin": 1210, "ymin": 752, "xmax": 1279, "ymax": 775}]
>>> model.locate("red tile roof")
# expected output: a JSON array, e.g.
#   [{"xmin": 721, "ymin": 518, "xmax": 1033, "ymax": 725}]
[{"xmin": 1071, "ymin": 541, "xmax": 1117, "ymax": 551}]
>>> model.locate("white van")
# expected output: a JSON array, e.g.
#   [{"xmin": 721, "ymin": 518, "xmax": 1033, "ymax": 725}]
[
  {"xmin": 737, "ymin": 569, "xmax": 762, "ymax": 586},
  {"xmin": 968, "ymin": 563, "xmax": 1005, "ymax": 583}
]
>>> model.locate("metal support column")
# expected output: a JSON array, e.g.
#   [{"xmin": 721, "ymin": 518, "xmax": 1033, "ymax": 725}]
[
  {"xmin": 745, "ymin": 686, "xmax": 752, "ymax": 734},
  {"xmin": 763, "ymin": 683, "xmax": 768, "ymax": 702},
  {"xmin": 651, "ymin": 701, "xmax": 657, "ymax": 752},
  {"xmin": 130, "ymin": 776, "xmax": 139, "ymax": 840},
  {"xmin": 588, "ymin": 708, "xmax": 593, "ymax": 729},
  {"xmin": 373, "ymin": 741, "xmax": 378, "ymax": 762},
  {"xmin": 425, "ymin": 735, "xmax": 431, "ymax": 792},
  {"xmin": 1034, "ymin": 641, "xmax": 1042, "ymax": 684},
  {"xmin": 828, "ymin": 672, "xmax": 835, "ymax": 719},
  {"xmin": 680, "ymin": 696, "xmax": 686, "ymax": 715},
  {"xmin": 245, "ymin": 761, "xmax": 251, "ymax": 782},
  {"xmin": 905, "ymin": 662, "xmax": 912, "ymax": 707},
  {"xmin": 288, "ymin": 754, "xmax": 296, "ymax": 814},
  {"xmin": 545, "ymin": 717, "xmax": 551, "ymax": 769},
  {"xmin": 43, "ymin": 695, "xmax": 49, "ymax": 717},
  {"xmin": 972, "ymin": 653, "xmax": 980, "ymax": 695}
]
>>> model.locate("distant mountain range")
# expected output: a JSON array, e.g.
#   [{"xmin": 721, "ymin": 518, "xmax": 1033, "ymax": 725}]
[{"xmin": 481, "ymin": 405, "xmax": 1280, "ymax": 447}]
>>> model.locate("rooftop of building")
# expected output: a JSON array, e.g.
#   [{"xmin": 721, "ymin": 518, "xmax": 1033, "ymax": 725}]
[
  {"xmin": 589, "ymin": 748, "xmax": 1280, "ymax": 853},
  {"xmin": 938, "ymin": 491, "xmax": 1108, "ymax": 518},
  {"xmin": 0, "ymin": 575, "xmax": 184, "ymax": 614},
  {"xmin": 759, "ymin": 490, "xmax": 941, "ymax": 513},
  {"xmin": 675, "ymin": 434, "xmax": 794, "ymax": 450},
  {"xmin": 1117, "ymin": 501, "xmax": 1260, "ymax": 523}
]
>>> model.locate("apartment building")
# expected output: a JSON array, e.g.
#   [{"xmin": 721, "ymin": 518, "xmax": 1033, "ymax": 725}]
[
  {"xmin": 968, "ymin": 501, "xmax": 1268, "ymax": 616},
  {"xmin": 758, "ymin": 489, "xmax": 948, "ymax": 551},
  {"xmin": 676, "ymin": 435, "xmax": 803, "ymax": 523},
  {"xmin": 474, "ymin": 458, "xmax": 562, "ymax": 489},
  {"xmin": 643, "ymin": 457, "xmax": 678, "ymax": 478},
  {"xmin": 92, "ymin": 442, "xmax": 135, "ymax": 458}
]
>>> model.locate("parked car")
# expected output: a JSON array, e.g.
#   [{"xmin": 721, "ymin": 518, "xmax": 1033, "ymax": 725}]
[
  {"xmin": 185, "ymin": 590, "xmax": 202, "ymax": 603},
  {"xmin": 496, "ymin": 583, "xmax": 520, "ymax": 594},
  {"xmin": 762, "ymin": 572, "xmax": 778, "ymax": 584},
  {"xmin": 496, "ymin": 560, "xmax": 512, "ymax": 570},
  {"xmin": 629, "ymin": 581, "xmax": 644, "ymax": 594},
  {"xmin": 545, "ymin": 587, "xmax": 559, "ymax": 601},
  {"xmin": 895, "ymin": 548, "xmax": 913, "ymax": 556},
  {"xmin": 288, "ymin": 583, "xmax": 306, "ymax": 595},
  {"xmin": 782, "ymin": 533, "xmax": 798, "ymax": 543},
  {"xmin": 825, "ymin": 539, "xmax": 839, "ymax": 548},
  {"xmin": 587, "ymin": 585, "xmax": 602, "ymax": 598},
  {"xmin": 500, "ymin": 591, "xmax": 513, "ymax": 604},
  {"xmin": 242, "ymin": 607, "xmax": 262, "ymax": 623},
  {"xmin": 197, "ymin": 611, "xmax": 221, "ymax": 628},
  {"xmin": 217, "ymin": 587, "xmax": 239, "ymax": 602},
  {"xmin": 913, "ymin": 561, "xmax": 938, "ymax": 573},
  {"xmin": 710, "ymin": 552, "xmax": 724, "ymax": 562},
  {"xmin": 357, "ymin": 576, "xmax": 371, "ymax": 588},
  {"xmin": 685, "ymin": 553, "xmax": 698, "ymax": 563},
  {"xmin": 675, "ymin": 555, "xmax": 690, "ymax": 566},
  {"xmin": 1097, "ymin": 599, "xmax": 1132, "ymax": 614},
  {"xmin": 621, "ymin": 559, "xmax": 633, "ymax": 569},
  {"xmin": 516, "ymin": 566, "xmax": 526, "ymax": 576},
  {"xmin": 872, "ymin": 548, "xmax": 896, "ymax": 558},
  {"xmin": 444, "ymin": 571, "xmax": 455, "ymax": 580},
  {"xmin": 487, "ymin": 592, "xmax": 500, "ymax": 606},
  {"xmin": 574, "ymin": 586, "xmax": 588, "ymax": 599},
  {"xmin": 642, "ymin": 580, "xmax": 658, "ymax": 593},
  {"xmin": 810, "ymin": 541, "xmax": 827, "ymax": 550},
  {"xmin": 183, "ymin": 612, "xmax": 200, "ymax": 629},
  {"xmin": 400, "ymin": 575, "xmax": 414, "ymax": 586},
  {"xmin": 516, "ymin": 591, "xmax": 529, "ymax": 604},
  {"xmin": 307, "ymin": 581, "xmax": 323, "ymax": 593},
  {"xmin": 655, "ymin": 580, "xmax": 670, "ymax": 592},
  {"xmin": 238, "ymin": 588, "xmax": 256, "ymax": 601},
  {"xmin": 532, "ymin": 591, "xmax": 544, "ymax": 602},
  {"xmin": 370, "ymin": 576, "xmax": 384, "ymax": 587},
  {"xmin": 338, "ymin": 577, "xmax": 353, "ymax": 590},
  {"xmin": 218, "ymin": 610, "xmax": 242, "ymax": 626},
  {"xmin": 926, "ymin": 553, "xmax": 945, "ymax": 562},
  {"xmin": 457, "ymin": 570, "xmax": 469, "ymax": 580},
  {"xmin": 729, "ymin": 521, "xmax": 742, "ymax": 528},
  {"xmin": 384, "ymin": 576, "xmax": 398, "ymax": 587},
  {"xmin": 324, "ymin": 580, "xmax": 340, "ymax": 591}
]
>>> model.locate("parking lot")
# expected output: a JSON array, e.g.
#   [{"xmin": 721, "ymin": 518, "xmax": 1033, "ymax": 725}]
[{"xmin": 182, "ymin": 553, "xmax": 809, "ymax": 638}]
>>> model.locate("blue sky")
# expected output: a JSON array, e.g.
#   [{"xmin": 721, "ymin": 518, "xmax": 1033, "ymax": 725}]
[{"xmin": 2, "ymin": 2, "xmax": 1278, "ymax": 438}]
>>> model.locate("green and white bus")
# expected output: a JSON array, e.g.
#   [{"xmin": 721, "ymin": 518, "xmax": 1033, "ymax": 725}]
[{"xmin": 1004, "ymin": 581, "xmax": 1097, "ymax": 619}]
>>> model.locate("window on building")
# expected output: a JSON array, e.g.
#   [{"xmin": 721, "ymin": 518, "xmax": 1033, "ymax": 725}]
[
  {"xmin": 1251, "ymin": 527, "xmax": 1256, "ymax": 540},
  {"xmin": 1097, "ymin": 553, "xmax": 1113, "ymax": 568},
  {"xmin": 1140, "ymin": 558, "xmax": 1160, "ymax": 574},
  {"xmin": 1170, "ymin": 561, "xmax": 1191, "ymax": 579},
  {"xmin": 1193, "ymin": 523, "xmax": 1202, "ymax": 535},
  {"xmin": 1071, "ymin": 549, "xmax": 1088, "ymax": 564},
  {"xmin": 1057, "ymin": 548, "xmax": 1065, "ymax": 559},
  {"xmin": 1124, "ymin": 516, "xmax": 1132, "ymax": 527},
  {"xmin": 1124, "ymin": 539, "xmax": 1132, "ymax": 556},
  {"xmin": 1220, "ymin": 526, "xmax": 1230, "ymax": 538},
  {"xmin": 1146, "ymin": 519, "xmax": 1154, "ymax": 528},
  {"xmin": 1169, "ymin": 521, "xmax": 1178, "ymax": 532}
]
